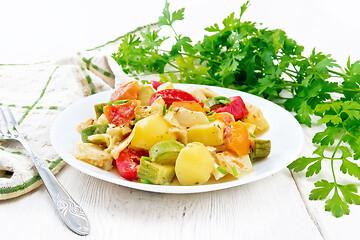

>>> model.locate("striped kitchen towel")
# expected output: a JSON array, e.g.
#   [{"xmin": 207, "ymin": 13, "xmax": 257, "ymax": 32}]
[{"xmin": 0, "ymin": 23, "xmax": 158, "ymax": 200}]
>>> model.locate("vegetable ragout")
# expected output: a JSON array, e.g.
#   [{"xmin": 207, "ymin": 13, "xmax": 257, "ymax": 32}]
[{"xmin": 74, "ymin": 81, "xmax": 271, "ymax": 186}]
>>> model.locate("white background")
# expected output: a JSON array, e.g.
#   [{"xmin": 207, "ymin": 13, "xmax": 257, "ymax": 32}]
[{"xmin": 1, "ymin": 0, "xmax": 360, "ymax": 66}]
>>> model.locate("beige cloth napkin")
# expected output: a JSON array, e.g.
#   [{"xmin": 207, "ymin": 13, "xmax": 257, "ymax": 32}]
[{"xmin": 0, "ymin": 24, "xmax": 157, "ymax": 200}]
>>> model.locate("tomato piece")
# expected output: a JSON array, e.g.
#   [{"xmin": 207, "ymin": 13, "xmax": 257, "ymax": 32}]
[
  {"xmin": 116, "ymin": 148, "xmax": 146, "ymax": 181},
  {"xmin": 110, "ymin": 81, "xmax": 140, "ymax": 101},
  {"xmin": 103, "ymin": 100, "xmax": 140, "ymax": 126},
  {"xmin": 149, "ymin": 89, "xmax": 200, "ymax": 106},
  {"xmin": 213, "ymin": 96, "xmax": 248, "ymax": 119},
  {"xmin": 213, "ymin": 112, "xmax": 235, "ymax": 152},
  {"xmin": 224, "ymin": 121, "xmax": 251, "ymax": 156},
  {"xmin": 151, "ymin": 80, "xmax": 162, "ymax": 90},
  {"xmin": 172, "ymin": 101, "xmax": 205, "ymax": 113}
]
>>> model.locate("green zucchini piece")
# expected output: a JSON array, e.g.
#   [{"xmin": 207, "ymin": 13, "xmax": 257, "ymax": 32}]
[
  {"xmin": 81, "ymin": 124, "xmax": 109, "ymax": 143},
  {"xmin": 149, "ymin": 140, "xmax": 184, "ymax": 165},
  {"xmin": 137, "ymin": 159, "xmax": 175, "ymax": 185},
  {"xmin": 94, "ymin": 103, "xmax": 107, "ymax": 118},
  {"xmin": 138, "ymin": 85, "xmax": 155, "ymax": 106},
  {"xmin": 204, "ymin": 96, "xmax": 231, "ymax": 110},
  {"xmin": 250, "ymin": 139, "xmax": 271, "ymax": 161}
]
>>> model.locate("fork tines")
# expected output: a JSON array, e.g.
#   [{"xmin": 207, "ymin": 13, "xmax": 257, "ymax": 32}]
[{"xmin": 0, "ymin": 106, "xmax": 20, "ymax": 139}]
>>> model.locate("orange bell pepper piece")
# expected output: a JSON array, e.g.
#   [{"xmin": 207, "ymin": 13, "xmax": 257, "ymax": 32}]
[{"xmin": 224, "ymin": 121, "xmax": 251, "ymax": 156}]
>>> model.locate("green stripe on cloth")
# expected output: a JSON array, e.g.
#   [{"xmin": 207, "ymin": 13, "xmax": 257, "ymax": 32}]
[
  {"xmin": 80, "ymin": 66, "xmax": 97, "ymax": 95},
  {"xmin": 0, "ymin": 103, "xmax": 64, "ymax": 111},
  {"xmin": 79, "ymin": 54, "xmax": 116, "ymax": 80},
  {"xmin": 18, "ymin": 66, "xmax": 59, "ymax": 125},
  {"xmin": 0, "ymin": 146, "xmax": 29, "ymax": 157},
  {"xmin": 0, "ymin": 158, "xmax": 64, "ymax": 194}
]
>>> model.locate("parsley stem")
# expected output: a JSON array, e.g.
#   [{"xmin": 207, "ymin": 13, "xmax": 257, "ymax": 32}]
[
  {"xmin": 167, "ymin": 61, "xmax": 179, "ymax": 70},
  {"xmin": 327, "ymin": 103, "xmax": 345, "ymax": 185},
  {"xmin": 180, "ymin": 52, "xmax": 222, "ymax": 63},
  {"xmin": 170, "ymin": 26, "xmax": 180, "ymax": 40},
  {"xmin": 328, "ymin": 69, "xmax": 347, "ymax": 77},
  {"xmin": 323, "ymin": 156, "xmax": 344, "ymax": 160},
  {"xmin": 335, "ymin": 87, "xmax": 360, "ymax": 93},
  {"xmin": 330, "ymin": 135, "xmax": 344, "ymax": 185},
  {"xmin": 159, "ymin": 49, "xmax": 222, "ymax": 64}
]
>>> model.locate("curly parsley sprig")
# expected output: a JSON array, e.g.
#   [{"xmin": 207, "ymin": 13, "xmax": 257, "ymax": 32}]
[{"xmin": 112, "ymin": 1, "xmax": 360, "ymax": 217}]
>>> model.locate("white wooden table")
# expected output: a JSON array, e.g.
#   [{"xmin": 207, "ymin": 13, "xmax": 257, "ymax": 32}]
[{"xmin": 1, "ymin": 1, "xmax": 359, "ymax": 239}]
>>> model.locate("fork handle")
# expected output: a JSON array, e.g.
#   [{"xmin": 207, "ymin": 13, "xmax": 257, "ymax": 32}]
[{"xmin": 22, "ymin": 140, "xmax": 90, "ymax": 236}]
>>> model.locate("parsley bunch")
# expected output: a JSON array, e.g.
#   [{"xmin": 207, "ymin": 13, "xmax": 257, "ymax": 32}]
[{"xmin": 112, "ymin": 1, "xmax": 360, "ymax": 217}]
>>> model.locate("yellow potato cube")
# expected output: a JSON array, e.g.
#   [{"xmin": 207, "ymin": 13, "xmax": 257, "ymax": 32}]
[
  {"xmin": 130, "ymin": 115, "xmax": 177, "ymax": 150},
  {"xmin": 175, "ymin": 142, "xmax": 215, "ymax": 185},
  {"xmin": 187, "ymin": 120, "xmax": 225, "ymax": 146}
]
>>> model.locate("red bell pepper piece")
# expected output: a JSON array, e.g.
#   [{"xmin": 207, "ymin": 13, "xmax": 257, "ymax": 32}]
[
  {"xmin": 115, "ymin": 148, "xmax": 146, "ymax": 181},
  {"xmin": 149, "ymin": 89, "xmax": 200, "ymax": 106},
  {"xmin": 213, "ymin": 96, "xmax": 248, "ymax": 119},
  {"xmin": 151, "ymin": 80, "xmax": 163, "ymax": 90}
]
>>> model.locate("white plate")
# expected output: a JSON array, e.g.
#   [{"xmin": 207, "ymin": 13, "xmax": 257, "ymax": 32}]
[{"xmin": 50, "ymin": 84, "xmax": 304, "ymax": 194}]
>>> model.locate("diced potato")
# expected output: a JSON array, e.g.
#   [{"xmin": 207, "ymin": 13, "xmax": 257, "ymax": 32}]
[
  {"xmin": 130, "ymin": 115, "xmax": 177, "ymax": 150},
  {"xmin": 216, "ymin": 151, "xmax": 253, "ymax": 178},
  {"xmin": 173, "ymin": 107, "xmax": 209, "ymax": 127},
  {"xmin": 187, "ymin": 120, "xmax": 225, "ymax": 146},
  {"xmin": 242, "ymin": 103, "xmax": 269, "ymax": 134},
  {"xmin": 74, "ymin": 142, "xmax": 113, "ymax": 170},
  {"xmin": 175, "ymin": 142, "xmax": 215, "ymax": 185}
]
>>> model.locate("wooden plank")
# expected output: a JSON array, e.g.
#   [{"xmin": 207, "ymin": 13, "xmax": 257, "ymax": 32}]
[{"xmin": 0, "ymin": 166, "xmax": 322, "ymax": 239}]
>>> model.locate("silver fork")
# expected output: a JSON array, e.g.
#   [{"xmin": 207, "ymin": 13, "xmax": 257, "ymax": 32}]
[{"xmin": 0, "ymin": 106, "xmax": 90, "ymax": 236}]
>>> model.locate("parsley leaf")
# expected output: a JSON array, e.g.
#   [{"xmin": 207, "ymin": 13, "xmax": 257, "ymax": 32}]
[
  {"xmin": 309, "ymin": 180, "xmax": 334, "ymax": 200},
  {"xmin": 158, "ymin": 1, "xmax": 185, "ymax": 27},
  {"xmin": 339, "ymin": 184, "xmax": 360, "ymax": 205},
  {"xmin": 325, "ymin": 189, "xmax": 350, "ymax": 218}
]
